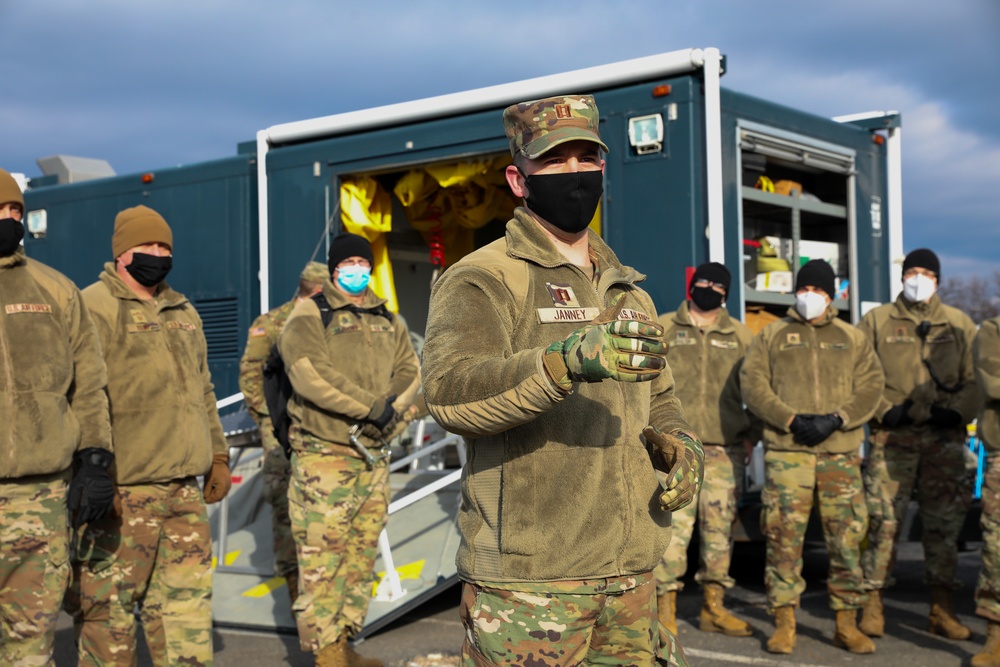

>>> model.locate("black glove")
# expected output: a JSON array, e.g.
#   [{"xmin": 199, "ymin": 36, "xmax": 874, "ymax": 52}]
[
  {"xmin": 881, "ymin": 400, "xmax": 914, "ymax": 429},
  {"xmin": 67, "ymin": 448, "xmax": 116, "ymax": 528},
  {"xmin": 928, "ymin": 406, "xmax": 963, "ymax": 429},
  {"xmin": 366, "ymin": 394, "xmax": 397, "ymax": 431},
  {"xmin": 789, "ymin": 414, "xmax": 815, "ymax": 436},
  {"xmin": 793, "ymin": 413, "xmax": 843, "ymax": 447}
]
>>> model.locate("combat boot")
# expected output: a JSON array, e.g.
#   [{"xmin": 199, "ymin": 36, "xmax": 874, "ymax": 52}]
[
  {"xmin": 315, "ymin": 637, "xmax": 348, "ymax": 667},
  {"xmin": 344, "ymin": 638, "xmax": 383, "ymax": 667},
  {"xmin": 928, "ymin": 586, "xmax": 971, "ymax": 640},
  {"xmin": 285, "ymin": 570, "xmax": 300, "ymax": 609},
  {"xmin": 699, "ymin": 583, "xmax": 752, "ymax": 637},
  {"xmin": 766, "ymin": 606, "xmax": 796, "ymax": 654},
  {"xmin": 971, "ymin": 620, "xmax": 1000, "ymax": 667},
  {"xmin": 833, "ymin": 609, "xmax": 876, "ymax": 654},
  {"xmin": 858, "ymin": 589, "xmax": 884, "ymax": 637},
  {"xmin": 657, "ymin": 591, "xmax": 678, "ymax": 635}
]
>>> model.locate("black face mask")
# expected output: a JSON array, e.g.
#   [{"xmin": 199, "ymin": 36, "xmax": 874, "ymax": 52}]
[
  {"xmin": 0, "ymin": 217, "xmax": 25, "ymax": 257},
  {"xmin": 523, "ymin": 170, "xmax": 604, "ymax": 234},
  {"xmin": 125, "ymin": 252, "xmax": 172, "ymax": 287},
  {"xmin": 690, "ymin": 286, "xmax": 725, "ymax": 312}
]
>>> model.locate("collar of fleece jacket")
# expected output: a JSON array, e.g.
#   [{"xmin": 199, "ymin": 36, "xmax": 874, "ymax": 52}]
[
  {"xmin": 98, "ymin": 262, "xmax": 187, "ymax": 310},
  {"xmin": 0, "ymin": 245, "xmax": 25, "ymax": 269},
  {"xmin": 505, "ymin": 207, "xmax": 645, "ymax": 287}
]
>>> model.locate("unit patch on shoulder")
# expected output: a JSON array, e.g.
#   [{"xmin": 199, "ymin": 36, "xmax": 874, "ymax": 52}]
[
  {"xmin": 546, "ymin": 283, "xmax": 581, "ymax": 307},
  {"xmin": 5, "ymin": 303, "xmax": 52, "ymax": 314}
]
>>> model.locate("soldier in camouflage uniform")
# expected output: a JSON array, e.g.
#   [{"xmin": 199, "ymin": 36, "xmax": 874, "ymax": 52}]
[
  {"xmin": 278, "ymin": 233, "xmax": 420, "ymax": 667},
  {"xmin": 973, "ymin": 316, "xmax": 1000, "ymax": 666},
  {"xmin": 857, "ymin": 249, "xmax": 979, "ymax": 641},
  {"xmin": 654, "ymin": 262, "xmax": 760, "ymax": 638},
  {"xmin": 0, "ymin": 167, "xmax": 115, "ymax": 666},
  {"xmin": 421, "ymin": 95, "xmax": 702, "ymax": 667},
  {"xmin": 67, "ymin": 206, "xmax": 232, "ymax": 667},
  {"xmin": 741, "ymin": 260, "xmax": 884, "ymax": 655},
  {"xmin": 239, "ymin": 260, "xmax": 327, "ymax": 608}
]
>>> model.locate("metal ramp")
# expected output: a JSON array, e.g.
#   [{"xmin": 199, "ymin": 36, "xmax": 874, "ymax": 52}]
[{"xmin": 209, "ymin": 396, "xmax": 463, "ymax": 636}]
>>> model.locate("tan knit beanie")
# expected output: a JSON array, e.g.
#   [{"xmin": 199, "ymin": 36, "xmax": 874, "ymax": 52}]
[
  {"xmin": 0, "ymin": 169, "xmax": 24, "ymax": 210},
  {"xmin": 112, "ymin": 205, "xmax": 173, "ymax": 258}
]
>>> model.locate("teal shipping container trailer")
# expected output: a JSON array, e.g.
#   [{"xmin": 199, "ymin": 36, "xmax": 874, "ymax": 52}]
[{"xmin": 24, "ymin": 47, "xmax": 901, "ymax": 399}]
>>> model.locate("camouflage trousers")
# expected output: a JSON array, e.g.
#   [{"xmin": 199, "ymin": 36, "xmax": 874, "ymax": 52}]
[
  {"xmin": 655, "ymin": 444, "xmax": 745, "ymax": 594},
  {"xmin": 262, "ymin": 447, "xmax": 297, "ymax": 580},
  {"xmin": 288, "ymin": 439, "xmax": 389, "ymax": 653},
  {"xmin": 0, "ymin": 473, "xmax": 70, "ymax": 667},
  {"xmin": 976, "ymin": 451, "xmax": 1000, "ymax": 621},
  {"xmin": 861, "ymin": 427, "xmax": 973, "ymax": 590},
  {"xmin": 66, "ymin": 477, "xmax": 214, "ymax": 667},
  {"xmin": 459, "ymin": 575, "xmax": 689, "ymax": 666},
  {"xmin": 762, "ymin": 449, "xmax": 868, "ymax": 611}
]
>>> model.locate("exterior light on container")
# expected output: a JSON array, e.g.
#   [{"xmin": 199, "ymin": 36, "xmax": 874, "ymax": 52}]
[
  {"xmin": 652, "ymin": 84, "xmax": 672, "ymax": 97},
  {"xmin": 872, "ymin": 134, "xmax": 885, "ymax": 145},
  {"xmin": 141, "ymin": 173, "xmax": 155, "ymax": 184}
]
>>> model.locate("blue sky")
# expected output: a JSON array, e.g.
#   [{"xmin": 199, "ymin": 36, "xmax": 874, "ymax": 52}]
[{"xmin": 3, "ymin": 1, "xmax": 998, "ymax": 278}]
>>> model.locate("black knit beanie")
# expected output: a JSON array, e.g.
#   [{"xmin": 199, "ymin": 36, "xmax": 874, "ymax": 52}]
[
  {"xmin": 327, "ymin": 233, "xmax": 374, "ymax": 273},
  {"xmin": 795, "ymin": 259, "xmax": 836, "ymax": 297},
  {"xmin": 903, "ymin": 248, "xmax": 940, "ymax": 278},
  {"xmin": 690, "ymin": 262, "xmax": 731, "ymax": 296}
]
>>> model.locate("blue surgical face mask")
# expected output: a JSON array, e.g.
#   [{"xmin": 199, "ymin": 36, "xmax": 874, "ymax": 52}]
[{"xmin": 336, "ymin": 265, "xmax": 371, "ymax": 294}]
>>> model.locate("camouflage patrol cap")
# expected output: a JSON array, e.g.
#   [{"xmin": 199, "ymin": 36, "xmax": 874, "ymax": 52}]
[
  {"xmin": 503, "ymin": 95, "xmax": 609, "ymax": 160},
  {"xmin": 300, "ymin": 261, "xmax": 329, "ymax": 283}
]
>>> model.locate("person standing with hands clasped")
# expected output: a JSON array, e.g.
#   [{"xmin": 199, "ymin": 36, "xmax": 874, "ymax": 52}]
[
  {"xmin": 654, "ymin": 262, "xmax": 761, "ymax": 638},
  {"xmin": 239, "ymin": 260, "xmax": 328, "ymax": 610},
  {"xmin": 0, "ymin": 167, "xmax": 115, "ymax": 666},
  {"xmin": 68, "ymin": 205, "xmax": 231, "ymax": 667},
  {"xmin": 858, "ymin": 248, "xmax": 980, "ymax": 640},
  {"xmin": 277, "ymin": 233, "xmax": 420, "ymax": 667},
  {"xmin": 741, "ymin": 259, "xmax": 884, "ymax": 655},
  {"xmin": 422, "ymin": 95, "xmax": 703, "ymax": 666}
]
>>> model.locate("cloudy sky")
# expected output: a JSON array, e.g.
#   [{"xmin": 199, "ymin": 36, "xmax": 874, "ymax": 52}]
[{"xmin": 3, "ymin": 1, "xmax": 998, "ymax": 279}]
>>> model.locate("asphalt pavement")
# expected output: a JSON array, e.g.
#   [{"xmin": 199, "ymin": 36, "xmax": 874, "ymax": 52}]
[{"xmin": 53, "ymin": 539, "xmax": 988, "ymax": 666}]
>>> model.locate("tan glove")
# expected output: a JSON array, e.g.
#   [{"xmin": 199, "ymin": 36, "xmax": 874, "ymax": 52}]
[
  {"xmin": 642, "ymin": 426, "xmax": 705, "ymax": 512},
  {"xmin": 203, "ymin": 453, "xmax": 232, "ymax": 504}
]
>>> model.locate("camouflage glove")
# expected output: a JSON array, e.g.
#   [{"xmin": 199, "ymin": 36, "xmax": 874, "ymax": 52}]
[
  {"xmin": 643, "ymin": 426, "xmax": 705, "ymax": 512},
  {"xmin": 366, "ymin": 394, "xmax": 397, "ymax": 431},
  {"xmin": 203, "ymin": 453, "xmax": 232, "ymax": 504},
  {"xmin": 67, "ymin": 448, "xmax": 116, "ymax": 528},
  {"xmin": 543, "ymin": 299, "xmax": 666, "ymax": 385}
]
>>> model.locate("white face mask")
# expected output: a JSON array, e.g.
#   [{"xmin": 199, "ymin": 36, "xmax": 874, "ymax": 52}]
[
  {"xmin": 903, "ymin": 273, "xmax": 936, "ymax": 302},
  {"xmin": 795, "ymin": 291, "xmax": 829, "ymax": 321}
]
